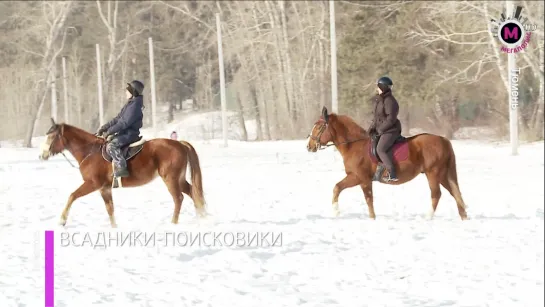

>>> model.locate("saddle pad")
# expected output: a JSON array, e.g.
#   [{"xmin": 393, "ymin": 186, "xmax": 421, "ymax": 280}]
[
  {"xmin": 101, "ymin": 144, "xmax": 144, "ymax": 163},
  {"xmin": 368, "ymin": 141, "xmax": 409, "ymax": 164}
]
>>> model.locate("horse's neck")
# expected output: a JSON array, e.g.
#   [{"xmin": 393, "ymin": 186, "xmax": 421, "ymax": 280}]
[
  {"xmin": 332, "ymin": 120, "xmax": 364, "ymax": 141},
  {"xmin": 65, "ymin": 129, "xmax": 97, "ymax": 162},
  {"xmin": 335, "ymin": 132, "xmax": 368, "ymax": 147},
  {"xmin": 331, "ymin": 120, "xmax": 368, "ymax": 152}
]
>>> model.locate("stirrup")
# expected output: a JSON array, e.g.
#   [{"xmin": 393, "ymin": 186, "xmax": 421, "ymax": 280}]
[
  {"xmin": 384, "ymin": 170, "xmax": 399, "ymax": 182},
  {"xmin": 112, "ymin": 176, "xmax": 123, "ymax": 189},
  {"xmin": 111, "ymin": 162, "xmax": 125, "ymax": 188},
  {"xmin": 385, "ymin": 175, "xmax": 399, "ymax": 182}
]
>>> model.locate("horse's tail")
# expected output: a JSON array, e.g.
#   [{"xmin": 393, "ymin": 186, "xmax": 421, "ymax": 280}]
[
  {"xmin": 445, "ymin": 139, "xmax": 467, "ymax": 209},
  {"xmin": 179, "ymin": 140, "xmax": 206, "ymax": 216}
]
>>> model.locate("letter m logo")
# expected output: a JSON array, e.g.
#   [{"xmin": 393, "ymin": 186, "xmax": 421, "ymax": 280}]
[{"xmin": 503, "ymin": 27, "xmax": 519, "ymax": 40}]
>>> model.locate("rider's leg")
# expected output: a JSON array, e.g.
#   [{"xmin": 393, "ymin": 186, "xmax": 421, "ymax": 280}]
[
  {"xmin": 371, "ymin": 135, "xmax": 385, "ymax": 181},
  {"xmin": 377, "ymin": 133, "xmax": 398, "ymax": 181},
  {"xmin": 106, "ymin": 138, "xmax": 129, "ymax": 178}
]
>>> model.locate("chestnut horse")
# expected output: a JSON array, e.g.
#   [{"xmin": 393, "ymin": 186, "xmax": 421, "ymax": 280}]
[
  {"xmin": 306, "ymin": 107, "xmax": 468, "ymax": 220},
  {"xmin": 38, "ymin": 118, "xmax": 206, "ymax": 227}
]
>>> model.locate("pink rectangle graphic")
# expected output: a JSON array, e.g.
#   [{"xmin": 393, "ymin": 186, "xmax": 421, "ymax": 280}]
[{"xmin": 45, "ymin": 230, "xmax": 54, "ymax": 307}]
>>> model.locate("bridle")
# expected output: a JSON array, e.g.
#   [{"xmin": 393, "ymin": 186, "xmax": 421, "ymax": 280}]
[
  {"xmin": 44, "ymin": 126, "xmax": 103, "ymax": 168},
  {"xmin": 307, "ymin": 120, "xmax": 331, "ymax": 150},
  {"xmin": 307, "ymin": 119, "xmax": 368, "ymax": 150}
]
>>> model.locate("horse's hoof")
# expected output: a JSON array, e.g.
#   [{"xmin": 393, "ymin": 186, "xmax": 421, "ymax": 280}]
[
  {"xmin": 331, "ymin": 202, "xmax": 340, "ymax": 217},
  {"xmin": 425, "ymin": 209, "xmax": 435, "ymax": 220},
  {"xmin": 58, "ymin": 219, "xmax": 66, "ymax": 226}
]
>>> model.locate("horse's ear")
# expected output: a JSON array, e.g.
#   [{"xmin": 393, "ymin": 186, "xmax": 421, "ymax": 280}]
[
  {"xmin": 46, "ymin": 118, "xmax": 58, "ymax": 134},
  {"xmin": 321, "ymin": 106, "xmax": 329, "ymax": 123}
]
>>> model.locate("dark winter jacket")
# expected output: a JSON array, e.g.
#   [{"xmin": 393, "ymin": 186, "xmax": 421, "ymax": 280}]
[
  {"xmin": 103, "ymin": 95, "xmax": 144, "ymax": 145},
  {"xmin": 369, "ymin": 91, "xmax": 402, "ymax": 136}
]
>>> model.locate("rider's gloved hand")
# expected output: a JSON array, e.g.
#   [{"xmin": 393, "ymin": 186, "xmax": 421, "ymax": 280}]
[
  {"xmin": 95, "ymin": 127, "xmax": 105, "ymax": 137},
  {"xmin": 103, "ymin": 131, "xmax": 114, "ymax": 142}
]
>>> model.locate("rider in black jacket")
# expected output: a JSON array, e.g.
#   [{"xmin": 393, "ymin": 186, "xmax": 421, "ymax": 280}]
[
  {"xmin": 96, "ymin": 80, "xmax": 145, "ymax": 178},
  {"xmin": 368, "ymin": 76, "xmax": 402, "ymax": 182}
]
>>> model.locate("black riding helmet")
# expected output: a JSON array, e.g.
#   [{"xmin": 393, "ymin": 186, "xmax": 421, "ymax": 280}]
[
  {"xmin": 127, "ymin": 80, "xmax": 145, "ymax": 97},
  {"xmin": 377, "ymin": 76, "xmax": 393, "ymax": 93}
]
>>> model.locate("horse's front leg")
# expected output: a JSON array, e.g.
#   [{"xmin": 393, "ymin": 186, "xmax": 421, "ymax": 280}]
[
  {"xmin": 99, "ymin": 187, "xmax": 117, "ymax": 228},
  {"xmin": 59, "ymin": 181, "xmax": 98, "ymax": 226},
  {"xmin": 332, "ymin": 173, "xmax": 361, "ymax": 217},
  {"xmin": 360, "ymin": 182, "xmax": 375, "ymax": 219}
]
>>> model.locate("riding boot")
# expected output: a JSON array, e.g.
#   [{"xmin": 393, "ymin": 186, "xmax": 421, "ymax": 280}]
[
  {"xmin": 107, "ymin": 140, "xmax": 130, "ymax": 178},
  {"xmin": 372, "ymin": 164, "xmax": 385, "ymax": 181},
  {"xmin": 113, "ymin": 154, "xmax": 129, "ymax": 178},
  {"xmin": 114, "ymin": 163, "xmax": 129, "ymax": 178}
]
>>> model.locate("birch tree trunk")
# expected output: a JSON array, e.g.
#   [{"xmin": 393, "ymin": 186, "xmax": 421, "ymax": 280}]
[
  {"xmin": 276, "ymin": 1, "xmax": 297, "ymax": 123},
  {"xmin": 264, "ymin": 0, "xmax": 291, "ymax": 137},
  {"xmin": 23, "ymin": 2, "xmax": 73, "ymax": 147}
]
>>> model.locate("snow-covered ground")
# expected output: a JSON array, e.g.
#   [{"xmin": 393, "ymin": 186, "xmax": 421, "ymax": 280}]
[{"xmin": 0, "ymin": 128, "xmax": 543, "ymax": 306}]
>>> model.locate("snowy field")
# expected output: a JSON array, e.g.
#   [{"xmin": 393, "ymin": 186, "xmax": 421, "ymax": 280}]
[{"xmin": 0, "ymin": 135, "xmax": 543, "ymax": 306}]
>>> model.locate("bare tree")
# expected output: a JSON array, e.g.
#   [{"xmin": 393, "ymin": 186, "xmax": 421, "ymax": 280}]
[
  {"xmin": 1, "ymin": 0, "xmax": 542, "ymax": 145},
  {"xmin": 18, "ymin": 2, "xmax": 74, "ymax": 147},
  {"xmin": 93, "ymin": 1, "xmax": 149, "ymax": 127}
]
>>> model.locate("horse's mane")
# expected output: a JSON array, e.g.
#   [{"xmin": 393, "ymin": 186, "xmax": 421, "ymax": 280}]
[
  {"xmin": 60, "ymin": 123, "xmax": 101, "ymax": 142},
  {"xmin": 329, "ymin": 114, "xmax": 369, "ymax": 139}
]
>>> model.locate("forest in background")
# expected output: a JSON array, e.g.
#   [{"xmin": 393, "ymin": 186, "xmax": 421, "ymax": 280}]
[{"xmin": 0, "ymin": 0, "xmax": 543, "ymax": 147}]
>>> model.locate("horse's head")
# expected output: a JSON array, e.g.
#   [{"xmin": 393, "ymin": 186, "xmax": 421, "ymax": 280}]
[
  {"xmin": 307, "ymin": 106, "xmax": 334, "ymax": 152},
  {"xmin": 39, "ymin": 118, "xmax": 67, "ymax": 160}
]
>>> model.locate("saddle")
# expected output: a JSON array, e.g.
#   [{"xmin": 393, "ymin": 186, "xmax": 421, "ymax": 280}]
[
  {"xmin": 369, "ymin": 134, "xmax": 409, "ymax": 164},
  {"xmin": 101, "ymin": 136, "xmax": 146, "ymax": 162}
]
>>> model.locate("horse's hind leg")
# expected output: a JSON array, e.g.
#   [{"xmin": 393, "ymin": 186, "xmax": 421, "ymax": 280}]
[
  {"xmin": 332, "ymin": 174, "xmax": 360, "ymax": 217},
  {"xmin": 424, "ymin": 170, "xmax": 442, "ymax": 220},
  {"xmin": 99, "ymin": 187, "xmax": 117, "ymax": 228},
  {"xmin": 177, "ymin": 161, "xmax": 201, "ymax": 217},
  {"xmin": 161, "ymin": 173, "xmax": 183, "ymax": 224},
  {"xmin": 59, "ymin": 181, "xmax": 97, "ymax": 226},
  {"xmin": 180, "ymin": 180, "xmax": 199, "ymax": 214},
  {"xmin": 360, "ymin": 182, "xmax": 375, "ymax": 219},
  {"xmin": 180, "ymin": 180, "xmax": 193, "ymax": 199},
  {"xmin": 440, "ymin": 177, "xmax": 468, "ymax": 220}
]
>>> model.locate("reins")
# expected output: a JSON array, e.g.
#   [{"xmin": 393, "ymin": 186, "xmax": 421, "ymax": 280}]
[
  {"xmin": 62, "ymin": 140, "xmax": 102, "ymax": 168},
  {"xmin": 50, "ymin": 133, "xmax": 104, "ymax": 169},
  {"xmin": 308, "ymin": 121, "xmax": 368, "ymax": 151},
  {"xmin": 60, "ymin": 152, "xmax": 78, "ymax": 168},
  {"xmin": 319, "ymin": 137, "xmax": 368, "ymax": 150}
]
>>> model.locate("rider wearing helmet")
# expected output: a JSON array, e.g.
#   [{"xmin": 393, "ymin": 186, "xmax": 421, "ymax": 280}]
[
  {"xmin": 96, "ymin": 80, "xmax": 145, "ymax": 178},
  {"xmin": 368, "ymin": 76, "xmax": 402, "ymax": 182}
]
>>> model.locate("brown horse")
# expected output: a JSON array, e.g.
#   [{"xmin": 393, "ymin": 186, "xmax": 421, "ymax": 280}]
[
  {"xmin": 306, "ymin": 107, "xmax": 468, "ymax": 220},
  {"xmin": 38, "ymin": 118, "xmax": 206, "ymax": 227}
]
